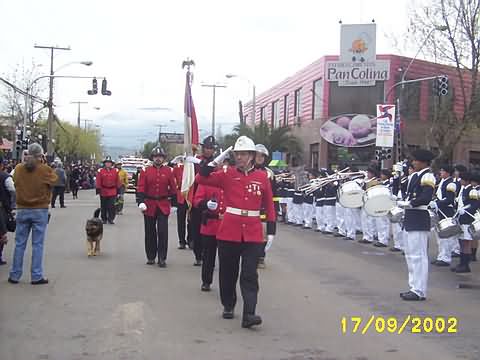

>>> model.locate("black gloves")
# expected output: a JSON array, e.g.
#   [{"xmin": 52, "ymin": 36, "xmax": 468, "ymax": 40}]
[
  {"xmin": 266, "ymin": 221, "xmax": 276, "ymax": 236},
  {"xmin": 95, "ymin": 188, "xmax": 100, "ymax": 195},
  {"xmin": 199, "ymin": 160, "xmax": 214, "ymax": 177},
  {"xmin": 136, "ymin": 192, "xmax": 145, "ymax": 205}
]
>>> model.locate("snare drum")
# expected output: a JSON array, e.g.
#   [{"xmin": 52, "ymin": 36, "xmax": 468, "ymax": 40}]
[{"xmin": 363, "ymin": 185, "xmax": 395, "ymax": 217}]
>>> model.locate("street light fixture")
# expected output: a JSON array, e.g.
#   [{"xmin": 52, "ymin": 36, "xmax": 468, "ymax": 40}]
[
  {"xmin": 225, "ymin": 73, "xmax": 256, "ymax": 125},
  {"xmin": 54, "ymin": 61, "xmax": 93, "ymax": 73}
]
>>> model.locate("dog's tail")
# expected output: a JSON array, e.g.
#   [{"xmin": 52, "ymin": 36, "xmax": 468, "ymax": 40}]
[{"xmin": 93, "ymin": 208, "xmax": 101, "ymax": 218}]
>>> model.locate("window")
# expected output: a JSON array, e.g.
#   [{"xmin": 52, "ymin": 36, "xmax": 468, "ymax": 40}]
[
  {"xmin": 260, "ymin": 106, "xmax": 267, "ymax": 123},
  {"xmin": 312, "ymin": 78, "xmax": 323, "ymax": 120},
  {"xmin": 294, "ymin": 88, "xmax": 302, "ymax": 117},
  {"xmin": 310, "ymin": 143, "xmax": 319, "ymax": 170},
  {"xmin": 271, "ymin": 100, "xmax": 280, "ymax": 128},
  {"xmin": 283, "ymin": 94, "xmax": 289, "ymax": 126}
]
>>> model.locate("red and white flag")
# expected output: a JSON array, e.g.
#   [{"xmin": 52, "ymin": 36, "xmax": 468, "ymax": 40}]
[{"xmin": 181, "ymin": 70, "xmax": 199, "ymax": 199}]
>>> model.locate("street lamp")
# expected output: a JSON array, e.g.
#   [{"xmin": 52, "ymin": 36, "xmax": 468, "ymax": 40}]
[
  {"xmin": 54, "ymin": 61, "xmax": 93, "ymax": 73},
  {"xmin": 226, "ymin": 74, "xmax": 256, "ymax": 125}
]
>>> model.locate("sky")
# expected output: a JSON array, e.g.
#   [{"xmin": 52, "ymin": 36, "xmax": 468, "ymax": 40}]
[{"xmin": 0, "ymin": 0, "xmax": 415, "ymax": 152}]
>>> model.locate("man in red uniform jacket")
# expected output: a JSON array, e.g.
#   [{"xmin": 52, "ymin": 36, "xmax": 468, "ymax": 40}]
[
  {"xmin": 193, "ymin": 173, "xmax": 226, "ymax": 292},
  {"xmin": 196, "ymin": 136, "xmax": 276, "ymax": 329},
  {"xmin": 96, "ymin": 156, "xmax": 121, "ymax": 224},
  {"xmin": 137, "ymin": 147, "xmax": 176, "ymax": 267}
]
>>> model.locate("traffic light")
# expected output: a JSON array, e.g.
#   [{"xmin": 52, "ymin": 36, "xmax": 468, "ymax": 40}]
[
  {"xmin": 375, "ymin": 149, "xmax": 382, "ymax": 161},
  {"xmin": 385, "ymin": 148, "xmax": 392, "ymax": 160},
  {"xmin": 375, "ymin": 148, "xmax": 392, "ymax": 161},
  {"xmin": 101, "ymin": 78, "xmax": 112, "ymax": 96},
  {"xmin": 437, "ymin": 75, "xmax": 448, "ymax": 96},
  {"xmin": 88, "ymin": 78, "xmax": 98, "ymax": 95},
  {"xmin": 15, "ymin": 131, "xmax": 23, "ymax": 152}
]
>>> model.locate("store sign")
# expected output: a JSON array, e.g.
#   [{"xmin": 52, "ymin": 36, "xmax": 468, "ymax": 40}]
[
  {"xmin": 320, "ymin": 113, "xmax": 376, "ymax": 148},
  {"xmin": 340, "ymin": 24, "xmax": 376, "ymax": 62},
  {"xmin": 326, "ymin": 60, "xmax": 390, "ymax": 86},
  {"xmin": 375, "ymin": 104, "xmax": 396, "ymax": 147},
  {"xmin": 159, "ymin": 132, "xmax": 184, "ymax": 144}
]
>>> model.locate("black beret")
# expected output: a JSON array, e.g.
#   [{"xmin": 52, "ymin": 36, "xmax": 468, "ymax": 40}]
[
  {"xmin": 454, "ymin": 164, "xmax": 468, "ymax": 173},
  {"xmin": 411, "ymin": 149, "xmax": 435, "ymax": 162},
  {"xmin": 439, "ymin": 164, "xmax": 453, "ymax": 174}
]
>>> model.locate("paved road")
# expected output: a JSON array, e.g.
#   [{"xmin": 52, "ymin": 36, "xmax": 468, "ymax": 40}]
[{"xmin": 1, "ymin": 191, "xmax": 480, "ymax": 360}]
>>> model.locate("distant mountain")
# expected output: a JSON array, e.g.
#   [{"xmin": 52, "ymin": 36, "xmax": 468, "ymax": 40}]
[{"xmin": 103, "ymin": 144, "xmax": 140, "ymax": 160}]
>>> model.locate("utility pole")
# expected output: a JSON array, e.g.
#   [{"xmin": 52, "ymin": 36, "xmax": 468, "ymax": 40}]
[
  {"xmin": 156, "ymin": 124, "xmax": 166, "ymax": 144},
  {"xmin": 82, "ymin": 119, "xmax": 93, "ymax": 132},
  {"xmin": 34, "ymin": 45, "xmax": 71, "ymax": 157},
  {"xmin": 201, "ymin": 83, "xmax": 226, "ymax": 138},
  {"xmin": 71, "ymin": 101, "xmax": 88, "ymax": 127}
]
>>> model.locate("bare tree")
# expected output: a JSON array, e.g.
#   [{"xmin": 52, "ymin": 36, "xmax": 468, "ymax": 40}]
[{"xmin": 407, "ymin": 0, "xmax": 480, "ymax": 163}]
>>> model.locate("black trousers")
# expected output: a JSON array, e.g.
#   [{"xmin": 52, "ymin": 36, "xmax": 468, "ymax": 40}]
[
  {"xmin": 201, "ymin": 235, "xmax": 218, "ymax": 285},
  {"xmin": 189, "ymin": 207, "xmax": 203, "ymax": 261},
  {"xmin": 144, "ymin": 208, "xmax": 169, "ymax": 261},
  {"xmin": 100, "ymin": 196, "xmax": 116, "ymax": 222},
  {"xmin": 218, "ymin": 241, "xmax": 263, "ymax": 315},
  {"xmin": 71, "ymin": 184, "xmax": 79, "ymax": 198},
  {"xmin": 177, "ymin": 202, "xmax": 188, "ymax": 246},
  {"xmin": 51, "ymin": 186, "xmax": 65, "ymax": 207}
]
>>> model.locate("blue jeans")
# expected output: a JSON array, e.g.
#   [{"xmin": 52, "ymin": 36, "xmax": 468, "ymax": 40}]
[{"xmin": 9, "ymin": 209, "xmax": 49, "ymax": 281}]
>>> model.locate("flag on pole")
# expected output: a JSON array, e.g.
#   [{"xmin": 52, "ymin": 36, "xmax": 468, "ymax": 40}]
[{"xmin": 181, "ymin": 69, "xmax": 199, "ymax": 200}]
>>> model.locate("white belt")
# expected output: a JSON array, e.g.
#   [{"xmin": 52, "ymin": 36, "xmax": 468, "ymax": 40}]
[
  {"xmin": 323, "ymin": 197, "xmax": 336, "ymax": 200},
  {"xmin": 225, "ymin": 207, "xmax": 260, "ymax": 217},
  {"xmin": 411, "ymin": 205, "xmax": 428, "ymax": 210}
]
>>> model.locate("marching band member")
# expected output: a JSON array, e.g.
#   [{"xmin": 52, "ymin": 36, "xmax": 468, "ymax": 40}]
[
  {"xmin": 452, "ymin": 164, "xmax": 468, "ymax": 258},
  {"xmin": 292, "ymin": 187, "xmax": 304, "ymax": 226},
  {"xmin": 470, "ymin": 173, "xmax": 480, "ymax": 262},
  {"xmin": 334, "ymin": 179, "xmax": 347, "ymax": 238},
  {"xmin": 96, "ymin": 156, "xmax": 121, "ymax": 225},
  {"xmin": 452, "ymin": 172, "xmax": 479, "ymax": 273},
  {"xmin": 397, "ymin": 149, "xmax": 436, "ymax": 301},
  {"xmin": 390, "ymin": 162, "xmax": 410, "ymax": 252},
  {"xmin": 196, "ymin": 136, "xmax": 276, "ymax": 328},
  {"xmin": 302, "ymin": 172, "xmax": 315, "ymax": 229},
  {"xmin": 373, "ymin": 169, "xmax": 392, "ymax": 247},
  {"xmin": 323, "ymin": 173, "xmax": 337, "ymax": 234},
  {"xmin": 283, "ymin": 177, "xmax": 295, "ymax": 224},
  {"xmin": 429, "ymin": 165, "xmax": 457, "ymax": 267},
  {"xmin": 172, "ymin": 158, "xmax": 189, "ymax": 249},
  {"xmin": 314, "ymin": 170, "xmax": 326, "ymax": 232},
  {"xmin": 359, "ymin": 167, "xmax": 379, "ymax": 244}
]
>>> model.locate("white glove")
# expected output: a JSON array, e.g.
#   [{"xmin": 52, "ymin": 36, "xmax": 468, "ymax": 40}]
[
  {"xmin": 185, "ymin": 156, "xmax": 202, "ymax": 164},
  {"xmin": 429, "ymin": 201, "xmax": 438, "ymax": 210},
  {"xmin": 207, "ymin": 200, "xmax": 218, "ymax": 211},
  {"xmin": 265, "ymin": 235, "xmax": 274, "ymax": 252},
  {"xmin": 138, "ymin": 203, "xmax": 147, "ymax": 212},
  {"xmin": 458, "ymin": 207, "xmax": 466, "ymax": 216},
  {"xmin": 397, "ymin": 200, "xmax": 411, "ymax": 209}
]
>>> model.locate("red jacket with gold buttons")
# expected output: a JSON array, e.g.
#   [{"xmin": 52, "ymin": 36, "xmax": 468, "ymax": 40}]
[
  {"xmin": 193, "ymin": 184, "xmax": 225, "ymax": 236},
  {"xmin": 137, "ymin": 165, "xmax": 176, "ymax": 217},
  {"xmin": 96, "ymin": 167, "xmax": 121, "ymax": 197},
  {"xmin": 195, "ymin": 166, "xmax": 276, "ymax": 243}
]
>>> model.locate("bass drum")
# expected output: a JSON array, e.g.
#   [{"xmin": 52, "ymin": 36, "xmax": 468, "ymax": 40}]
[
  {"xmin": 363, "ymin": 185, "xmax": 395, "ymax": 217},
  {"xmin": 338, "ymin": 180, "xmax": 364, "ymax": 208}
]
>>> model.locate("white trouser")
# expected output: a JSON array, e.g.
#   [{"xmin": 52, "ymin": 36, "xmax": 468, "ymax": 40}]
[
  {"xmin": 361, "ymin": 209, "xmax": 375, "ymax": 242},
  {"xmin": 355, "ymin": 208, "xmax": 363, "ymax": 232},
  {"xmin": 392, "ymin": 223, "xmax": 404, "ymax": 250},
  {"xmin": 375, "ymin": 216, "xmax": 390, "ymax": 245},
  {"xmin": 404, "ymin": 231, "xmax": 429, "ymax": 298},
  {"xmin": 292, "ymin": 203, "xmax": 303, "ymax": 225},
  {"xmin": 315, "ymin": 206, "xmax": 325, "ymax": 231},
  {"xmin": 284, "ymin": 198, "xmax": 293, "ymax": 222},
  {"xmin": 436, "ymin": 233, "xmax": 457, "ymax": 263},
  {"xmin": 303, "ymin": 203, "xmax": 314, "ymax": 228},
  {"xmin": 344, "ymin": 208, "xmax": 358, "ymax": 239},
  {"xmin": 336, "ymin": 203, "xmax": 346, "ymax": 235},
  {"xmin": 452, "ymin": 241, "xmax": 461, "ymax": 254},
  {"xmin": 324, "ymin": 205, "xmax": 336, "ymax": 232}
]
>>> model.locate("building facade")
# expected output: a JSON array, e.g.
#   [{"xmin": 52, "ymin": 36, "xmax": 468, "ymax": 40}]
[{"xmin": 243, "ymin": 54, "xmax": 479, "ymax": 169}]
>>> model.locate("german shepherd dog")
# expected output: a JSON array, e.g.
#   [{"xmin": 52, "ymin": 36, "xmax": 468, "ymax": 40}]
[{"xmin": 86, "ymin": 208, "xmax": 103, "ymax": 256}]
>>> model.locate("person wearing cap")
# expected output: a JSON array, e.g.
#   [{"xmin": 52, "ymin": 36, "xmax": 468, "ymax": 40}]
[
  {"xmin": 189, "ymin": 135, "xmax": 218, "ymax": 266},
  {"xmin": 451, "ymin": 164, "xmax": 468, "ymax": 258},
  {"xmin": 470, "ymin": 172, "xmax": 480, "ymax": 262},
  {"xmin": 358, "ymin": 167, "xmax": 380, "ymax": 244},
  {"xmin": 372, "ymin": 169, "xmax": 392, "ymax": 247},
  {"xmin": 8, "ymin": 143, "xmax": 58, "ymax": 285},
  {"xmin": 452, "ymin": 171, "xmax": 480, "ymax": 273},
  {"xmin": 254, "ymin": 143, "xmax": 275, "ymax": 268},
  {"xmin": 136, "ymin": 147, "xmax": 176, "ymax": 267},
  {"xmin": 196, "ymin": 136, "xmax": 276, "ymax": 328},
  {"xmin": 323, "ymin": 169, "xmax": 338, "ymax": 234},
  {"xmin": 96, "ymin": 156, "xmax": 121, "ymax": 224},
  {"xmin": 313, "ymin": 170, "xmax": 327, "ymax": 232},
  {"xmin": 397, "ymin": 149, "xmax": 436, "ymax": 300},
  {"xmin": 429, "ymin": 165, "xmax": 457, "ymax": 267},
  {"xmin": 390, "ymin": 162, "xmax": 410, "ymax": 252}
]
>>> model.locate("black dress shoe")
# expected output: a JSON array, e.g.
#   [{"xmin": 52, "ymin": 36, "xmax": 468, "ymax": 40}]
[
  {"xmin": 193, "ymin": 259, "xmax": 202, "ymax": 266},
  {"xmin": 158, "ymin": 260, "xmax": 167, "ymax": 268},
  {"xmin": 178, "ymin": 244, "xmax": 186, "ymax": 250},
  {"xmin": 61, "ymin": 205, "xmax": 67, "ymax": 208},
  {"xmin": 344, "ymin": 237, "xmax": 354, "ymax": 241},
  {"xmin": 358, "ymin": 239, "xmax": 372, "ymax": 244},
  {"xmin": 8, "ymin": 278, "xmax": 18, "ymax": 284},
  {"xmin": 333, "ymin": 233, "xmax": 344, "ymax": 237},
  {"xmin": 400, "ymin": 291, "xmax": 425, "ymax": 301},
  {"xmin": 433, "ymin": 260, "xmax": 450, "ymax": 267},
  {"xmin": 373, "ymin": 242, "xmax": 387, "ymax": 247},
  {"xmin": 146, "ymin": 260, "xmax": 155, "ymax": 265},
  {"xmin": 390, "ymin": 247, "xmax": 402, "ymax": 252},
  {"xmin": 0, "ymin": 259, "xmax": 7, "ymax": 265},
  {"xmin": 102, "ymin": 220, "xmax": 107, "ymax": 224},
  {"xmin": 31, "ymin": 278, "xmax": 49, "ymax": 285},
  {"xmin": 108, "ymin": 221, "xmax": 115, "ymax": 225},
  {"xmin": 222, "ymin": 308, "xmax": 234, "ymax": 319},
  {"xmin": 201, "ymin": 283, "xmax": 211, "ymax": 292},
  {"xmin": 242, "ymin": 314, "xmax": 262, "ymax": 328},
  {"xmin": 451, "ymin": 252, "xmax": 460, "ymax": 258}
]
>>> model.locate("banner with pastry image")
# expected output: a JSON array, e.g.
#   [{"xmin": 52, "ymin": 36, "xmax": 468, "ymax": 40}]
[{"xmin": 319, "ymin": 114, "xmax": 377, "ymax": 147}]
